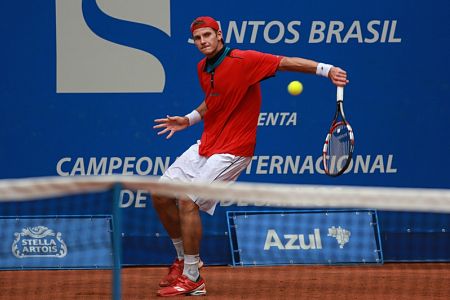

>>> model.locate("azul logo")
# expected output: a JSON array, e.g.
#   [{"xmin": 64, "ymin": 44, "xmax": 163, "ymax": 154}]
[
  {"xmin": 328, "ymin": 226, "xmax": 351, "ymax": 249},
  {"xmin": 12, "ymin": 226, "xmax": 68, "ymax": 258},
  {"xmin": 264, "ymin": 229, "xmax": 323, "ymax": 250},
  {"xmin": 55, "ymin": 0, "xmax": 170, "ymax": 93},
  {"xmin": 264, "ymin": 227, "xmax": 352, "ymax": 250}
]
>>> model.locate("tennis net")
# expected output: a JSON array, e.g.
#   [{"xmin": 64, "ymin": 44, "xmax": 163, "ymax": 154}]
[{"xmin": 0, "ymin": 175, "xmax": 449, "ymax": 299}]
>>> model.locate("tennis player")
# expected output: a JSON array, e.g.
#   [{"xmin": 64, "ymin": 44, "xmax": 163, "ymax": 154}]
[{"xmin": 153, "ymin": 16, "xmax": 349, "ymax": 297}]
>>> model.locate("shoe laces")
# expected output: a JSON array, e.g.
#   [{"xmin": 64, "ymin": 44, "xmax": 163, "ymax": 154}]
[{"xmin": 168, "ymin": 260, "xmax": 182, "ymax": 275}]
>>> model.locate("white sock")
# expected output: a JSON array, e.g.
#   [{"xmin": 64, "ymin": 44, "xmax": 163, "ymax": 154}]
[
  {"xmin": 171, "ymin": 238, "xmax": 184, "ymax": 260},
  {"xmin": 183, "ymin": 254, "xmax": 200, "ymax": 281}
]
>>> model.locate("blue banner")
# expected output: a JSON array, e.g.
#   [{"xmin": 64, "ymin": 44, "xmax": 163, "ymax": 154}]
[
  {"xmin": 0, "ymin": 0, "xmax": 449, "ymax": 264},
  {"xmin": 0, "ymin": 216, "xmax": 113, "ymax": 269},
  {"xmin": 228, "ymin": 210, "xmax": 382, "ymax": 265}
]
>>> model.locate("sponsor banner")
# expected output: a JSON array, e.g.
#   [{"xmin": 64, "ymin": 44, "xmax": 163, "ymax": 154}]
[
  {"xmin": 2, "ymin": 0, "xmax": 449, "ymax": 187},
  {"xmin": 228, "ymin": 210, "xmax": 382, "ymax": 265},
  {"xmin": 55, "ymin": 154, "xmax": 397, "ymax": 176},
  {"xmin": 1, "ymin": 0, "xmax": 449, "ymax": 264},
  {"xmin": 0, "ymin": 216, "xmax": 113, "ymax": 269}
]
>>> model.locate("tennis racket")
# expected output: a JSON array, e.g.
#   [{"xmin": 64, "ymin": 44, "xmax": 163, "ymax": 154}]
[{"xmin": 322, "ymin": 86, "xmax": 354, "ymax": 177}]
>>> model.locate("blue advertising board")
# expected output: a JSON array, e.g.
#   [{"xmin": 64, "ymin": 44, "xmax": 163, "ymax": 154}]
[
  {"xmin": 0, "ymin": 0, "xmax": 449, "ymax": 264},
  {"xmin": 227, "ymin": 210, "xmax": 382, "ymax": 265},
  {"xmin": 0, "ymin": 216, "xmax": 113, "ymax": 269}
]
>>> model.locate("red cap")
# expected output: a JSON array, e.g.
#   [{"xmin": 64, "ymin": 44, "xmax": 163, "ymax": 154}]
[{"xmin": 190, "ymin": 16, "xmax": 220, "ymax": 33}]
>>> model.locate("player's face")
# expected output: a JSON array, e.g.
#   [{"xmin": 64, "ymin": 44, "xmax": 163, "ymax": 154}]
[{"xmin": 192, "ymin": 27, "xmax": 223, "ymax": 58}]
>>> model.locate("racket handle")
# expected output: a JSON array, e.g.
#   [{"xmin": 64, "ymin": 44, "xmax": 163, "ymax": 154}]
[{"xmin": 337, "ymin": 86, "xmax": 344, "ymax": 102}]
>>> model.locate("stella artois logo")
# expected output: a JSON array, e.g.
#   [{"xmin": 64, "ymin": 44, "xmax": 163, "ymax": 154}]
[{"xmin": 12, "ymin": 226, "xmax": 67, "ymax": 258}]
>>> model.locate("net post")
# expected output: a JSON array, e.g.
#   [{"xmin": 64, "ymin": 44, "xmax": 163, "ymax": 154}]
[{"xmin": 112, "ymin": 182, "xmax": 123, "ymax": 300}]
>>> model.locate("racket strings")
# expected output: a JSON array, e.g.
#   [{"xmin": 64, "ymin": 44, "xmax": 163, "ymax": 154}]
[{"xmin": 325, "ymin": 123, "xmax": 352, "ymax": 175}]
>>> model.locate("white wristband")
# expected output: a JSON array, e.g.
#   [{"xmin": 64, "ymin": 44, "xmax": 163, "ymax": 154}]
[
  {"xmin": 185, "ymin": 110, "xmax": 201, "ymax": 126},
  {"xmin": 316, "ymin": 63, "xmax": 333, "ymax": 78}
]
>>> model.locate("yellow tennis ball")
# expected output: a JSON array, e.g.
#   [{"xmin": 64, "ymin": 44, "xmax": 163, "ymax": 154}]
[{"xmin": 287, "ymin": 80, "xmax": 303, "ymax": 96}]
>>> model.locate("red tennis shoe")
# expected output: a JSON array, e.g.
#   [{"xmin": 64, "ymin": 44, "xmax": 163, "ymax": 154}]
[
  {"xmin": 157, "ymin": 275, "xmax": 206, "ymax": 297},
  {"xmin": 159, "ymin": 259, "xmax": 184, "ymax": 287},
  {"xmin": 159, "ymin": 258, "xmax": 204, "ymax": 287}
]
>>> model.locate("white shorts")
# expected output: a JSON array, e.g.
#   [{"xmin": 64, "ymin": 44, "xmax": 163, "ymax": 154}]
[{"xmin": 160, "ymin": 142, "xmax": 252, "ymax": 215}]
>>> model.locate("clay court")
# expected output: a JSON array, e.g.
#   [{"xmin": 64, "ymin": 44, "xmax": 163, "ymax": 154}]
[{"xmin": 1, "ymin": 263, "xmax": 449, "ymax": 299}]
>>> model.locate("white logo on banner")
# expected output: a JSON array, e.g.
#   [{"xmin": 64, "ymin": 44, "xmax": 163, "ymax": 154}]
[
  {"xmin": 187, "ymin": 20, "xmax": 402, "ymax": 45},
  {"xmin": 12, "ymin": 226, "xmax": 68, "ymax": 258},
  {"xmin": 327, "ymin": 226, "xmax": 351, "ymax": 248},
  {"xmin": 263, "ymin": 229, "xmax": 323, "ymax": 250},
  {"xmin": 55, "ymin": 0, "xmax": 170, "ymax": 93},
  {"xmin": 258, "ymin": 112, "xmax": 297, "ymax": 126}
]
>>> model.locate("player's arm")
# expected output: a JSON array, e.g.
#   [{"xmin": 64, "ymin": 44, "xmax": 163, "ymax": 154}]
[
  {"xmin": 278, "ymin": 57, "xmax": 318, "ymax": 74},
  {"xmin": 153, "ymin": 101, "xmax": 207, "ymax": 139},
  {"xmin": 278, "ymin": 57, "xmax": 349, "ymax": 87},
  {"xmin": 194, "ymin": 101, "xmax": 207, "ymax": 119}
]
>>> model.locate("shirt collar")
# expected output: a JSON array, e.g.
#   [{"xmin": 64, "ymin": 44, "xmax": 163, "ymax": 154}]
[{"xmin": 204, "ymin": 46, "xmax": 231, "ymax": 73}]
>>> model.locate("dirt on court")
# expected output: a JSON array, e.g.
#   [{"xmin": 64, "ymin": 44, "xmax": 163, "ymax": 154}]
[{"xmin": 0, "ymin": 263, "xmax": 449, "ymax": 299}]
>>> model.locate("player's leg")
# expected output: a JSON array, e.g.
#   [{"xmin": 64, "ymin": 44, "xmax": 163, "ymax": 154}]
[
  {"xmin": 154, "ymin": 143, "xmax": 200, "ymax": 241},
  {"xmin": 158, "ymin": 154, "xmax": 251, "ymax": 296},
  {"xmin": 153, "ymin": 143, "xmax": 204, "ymax": 288},
  {"xmin": 152, "ymin": 195, "xmax": 181, "ymax": 238},
  {"xmin": 157, "ymin": 148, "xmax": 251, "ymax": 296},
  {"xmin": 157, "ymin": 196, "xmax": 207, "ymax": 297},
  {"xmin": 178, "ymin": 197, "xmax": 202, "ymax": 281},
  {"xmin": 152, "ymin": 195, "xmax": 186, "ymax": 287}
]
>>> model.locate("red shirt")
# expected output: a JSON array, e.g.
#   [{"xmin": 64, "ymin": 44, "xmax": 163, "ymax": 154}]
[{"xmin": 197, "ymin": 49, "xmax": 282, "ymax": 157}]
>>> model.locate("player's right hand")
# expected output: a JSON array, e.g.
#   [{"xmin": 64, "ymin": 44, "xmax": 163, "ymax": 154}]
[
  {"xmin": 153, "ymin": 115, "xmax": 189, "ymax": 139},
  {"xmin": 329, "ymin": 67, "xmax": 349, "ymax": 87}
]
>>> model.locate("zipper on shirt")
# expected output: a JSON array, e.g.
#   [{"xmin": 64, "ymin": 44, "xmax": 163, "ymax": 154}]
[{"xmin": 210, "ymin": 71, "xmax": 215, "ymax": 89}]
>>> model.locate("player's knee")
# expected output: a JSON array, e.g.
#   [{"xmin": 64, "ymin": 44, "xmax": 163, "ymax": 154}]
[{"xmin": 178, "ymin": 198, "xmax": 199, "ymax": 214}]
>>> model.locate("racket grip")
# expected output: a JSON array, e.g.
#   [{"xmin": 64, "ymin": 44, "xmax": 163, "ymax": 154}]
[{"xmin": 337, "ymin": 86, "xmax": 344, "ymax": 101}]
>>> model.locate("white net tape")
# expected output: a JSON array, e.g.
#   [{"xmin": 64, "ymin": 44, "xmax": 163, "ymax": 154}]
[{"xmin": 0, "ymin": 176, "xmax": 449, "ymax": 213}]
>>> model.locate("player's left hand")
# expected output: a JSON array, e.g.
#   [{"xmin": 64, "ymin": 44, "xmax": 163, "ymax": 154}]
[
  {"xmin": 329, "ymin": 67, "xmax": 349, "ymax": 87},
  {"xmin": 153, "ymin": 115, "xmax": 189, "ymax": 139}
]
